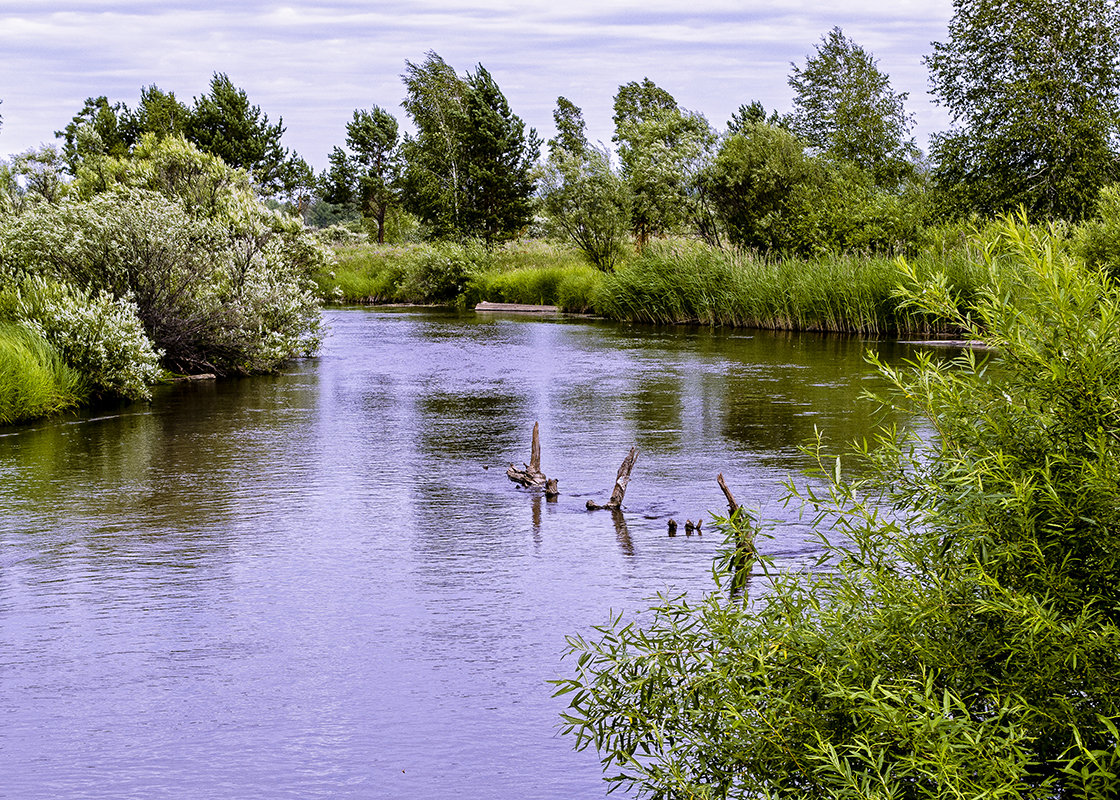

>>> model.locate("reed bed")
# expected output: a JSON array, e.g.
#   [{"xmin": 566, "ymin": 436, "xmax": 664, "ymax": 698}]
[
  {"xmin": 594, "ymin": 239, "xmax": 991, "ymax": 335},
  {"xmin": 0, "ymin": 323, "xmax": 85, "ymax": 425},
  {"xmin": 318, "ymin": 234, "xmax": 1000, "ymax": 335}
]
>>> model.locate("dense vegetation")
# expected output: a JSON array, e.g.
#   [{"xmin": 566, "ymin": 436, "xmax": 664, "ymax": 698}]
[
  {"xmin": 556, "ymin": 215, "xmax": 1120, "ymax": 799},
  {"xmin": 3, "ymin": 2, "xmax": 1120, "ymax": 793}
]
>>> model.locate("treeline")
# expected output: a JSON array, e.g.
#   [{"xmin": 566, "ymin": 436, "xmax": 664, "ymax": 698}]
[{"xmin": 2, "ymin": 0, "xmax": 1120, "ymax": 424}]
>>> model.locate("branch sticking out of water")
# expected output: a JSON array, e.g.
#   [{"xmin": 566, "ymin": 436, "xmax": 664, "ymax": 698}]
[
  {"xmin": 587, "ymin": 447, "xmax": 638, "ymax": 511},
  {"xmin": 507, "ymin": 422, "xmax": 559, "ymax": 498}
]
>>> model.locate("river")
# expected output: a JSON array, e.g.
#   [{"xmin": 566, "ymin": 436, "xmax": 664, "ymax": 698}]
[{"xmin": 0, "ymin": 307, "xmax": 921, "ymax": 799}]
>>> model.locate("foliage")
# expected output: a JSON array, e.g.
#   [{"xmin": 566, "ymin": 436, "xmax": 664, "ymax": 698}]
[
  {"xmin": 558, "ymin": 216, "xmax": 1120, "ymax": 799},
  {"xmin": 702, "ymin": 124, "xmax": 924, "ymax": 256},
  {"xmin": 399, "ymin": 51, "xmax": 539, "ymax": 244},
  {"xmin": 1076, "ymin": 184, "xmax": 1120, "ymax": 278},
  {"xmin": 0, "ymin": 322, "xmax": 85, "ymax": 425},
  {"xmin": 54, "ymin": 75, "xmax": 306, "ymax": 198},
  {"xmin": 726, "ymin": 101, "xmax": 784, "ymax": 135},
  {"xmin": 613, "ymin": 79, "xmax": 717, "ymax": 247},
  {"xmin": 542, "ymin": 97, "xmax": 632, "ymax": 271},
  {"xmin": 347, "ymin": 106, "xmax": 400, "ymax": 244},
  {"xmin": 788, "ymin": 27, "xmax": 918, "ymax": 187},
  {"xmin": 5, "ymin": 277, "xmax": 162, "ymax": 400},
  {"xmin": 3, "ymin": 136, "xmax": 324, "ymax": 376},
  {"xmin": 185, "ymin": 72, "xmax": 289, "ymax": 191},
  {"xmin": 926, "ymin": 0, "xmax": 1120, "ymax": 220}
]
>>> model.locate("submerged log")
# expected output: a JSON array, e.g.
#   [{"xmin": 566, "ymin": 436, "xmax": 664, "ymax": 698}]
[
  {"xmin": 586, "ymin": 447, "xmax": 638, "ymax": 510},
  {"xmin": 507, "ymin": 422, "xmax": 556, "ymax": 492}
]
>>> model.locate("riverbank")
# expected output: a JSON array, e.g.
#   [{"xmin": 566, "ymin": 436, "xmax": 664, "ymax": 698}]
[{"xmin": 316, "ymin": 232, "xmax": 994, "ymax": 336}]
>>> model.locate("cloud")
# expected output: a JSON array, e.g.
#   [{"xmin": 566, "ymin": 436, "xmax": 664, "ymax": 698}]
[{"xmin": 0, "ymin": 1, "xmax": 954, "ymax": 169}]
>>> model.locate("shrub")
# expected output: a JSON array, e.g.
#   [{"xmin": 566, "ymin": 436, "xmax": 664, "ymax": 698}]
[
  {"xmin": 9, "ymin": 277, "xmax": 162, "ymax": 400},
  {"xmin": 558, "ymin": 215, "xmax": 1120, "ymax": 798}
]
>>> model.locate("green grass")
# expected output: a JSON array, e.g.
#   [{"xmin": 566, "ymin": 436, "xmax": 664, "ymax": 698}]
[
  {"xmin": 595, "ymin": 238, "xmax": 993, "ymax": 335},
  {"xmin": 315, "ymin": 231, "xmax": 1007, "ymax": 335},
  {"xmin": 0, "ymin": 323, "xmax": 86, "ymax": 425}
]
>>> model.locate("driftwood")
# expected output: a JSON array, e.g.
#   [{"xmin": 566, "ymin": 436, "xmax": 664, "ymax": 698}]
[
  {"xmin": 507, "ymin": 423, "xmax": 558, "ymax": 496},
  {"xmin": 586, "ymin": 447, "xmax": 638, "ymax": 510}
]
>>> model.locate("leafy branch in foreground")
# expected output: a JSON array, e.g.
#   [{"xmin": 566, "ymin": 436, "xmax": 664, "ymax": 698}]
[{"xmin": 556, "ymin": 214, "xmax": 1120, "ymax": 799}]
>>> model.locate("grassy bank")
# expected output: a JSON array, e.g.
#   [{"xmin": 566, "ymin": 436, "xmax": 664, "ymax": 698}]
[
  {"xmin": 0, "ymin": 324, "xmax": 85, "ymax": 426},
  {"xmin": 317, "ymin": 230, "xmax": 999, "ymax": 335}
]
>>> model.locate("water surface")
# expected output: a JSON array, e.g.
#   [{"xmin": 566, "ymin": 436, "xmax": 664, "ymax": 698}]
[{"xmin": 0, "ymin": 308, "xmax": 920, "ymax": 799}]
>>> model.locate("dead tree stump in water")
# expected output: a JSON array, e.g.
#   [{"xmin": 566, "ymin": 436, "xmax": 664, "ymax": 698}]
[
  {"xmin": 718, "ymin": 473, "xmax": 756, "ymax": 591},
  {"xmin": 507, "ymin": 422, "xmax": 556, "ymax": 493},
  {"xmin": 586, "ymin": 447, "xmax": 638, "ymax": 510}
]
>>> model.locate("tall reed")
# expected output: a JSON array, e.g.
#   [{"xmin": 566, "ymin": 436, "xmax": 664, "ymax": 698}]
[
  {"xmin": 0, "ymin": 323, "xmax": 86, "ymax": 425},
  {"xmin": 594, "ymin": 239, "xmax": 992, "ymax": 335}
]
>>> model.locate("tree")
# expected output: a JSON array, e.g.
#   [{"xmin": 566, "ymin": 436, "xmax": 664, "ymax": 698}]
[
  {"xmin": 399, "ymin": 52, "xmax": 538, "ymax": 243},
  {"xmin": 347, "ymin": 106, "xmax": 399, "ymax": 243},
  {"xmin": 612, "ymin": 79, "xmax": 716, "ymax": 247},
  {"xmin": 133, "ymin": 84, "xmax": 190, "ymax": 140},
  {"xmin": 789, "ymin": 27, "xmax": 918, "ymax": 187},
  {"xmin": 726, "ymin": 101, "xmax": 783, "ymax": 135},
  {"xmin": 186, "ymin": 73, "xmax": 290, "ymax": 193},
  {"xmin": 558, "ymin": 216, "xmax": 1120, "ymax": 798},
  {"xmin": 926, "ymin": 0, "xmax": 1120, "ymax": 220},
  {"xmin": 457, "ymin": 65, "xmax": 540, "ymax": 244},
  {"xmin": 55, "ymin": 96, "xmax": 138, "ymax": 173},
  {"xmin": 542, "ymin": 97, "xmax": 631, "ymax": 270},
  {"xmin": 549, "ymin": 96, "xmax": 589, "ymax": 160}
]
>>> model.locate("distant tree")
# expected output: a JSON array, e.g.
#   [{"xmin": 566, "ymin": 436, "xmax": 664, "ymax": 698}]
[
  {"xmin": 542, "ymin": 96, "xmax": 631, "ymax": 270},
  {"xmin": 319, "ymin": 146, "xmax": 360, "ymax": 210},
  {"xmin": 133, "ymin": 85, "xmax": 191, "ymax": 140},
  {"xmin": 549, "ymin": 96, "xmax": 589, "ymax": 160},
  {"xmin": 399, "ymin": 52, "xmax": 470, "ymax": 238},
  {"xmin": 347, "ymin": 106, "xmax": 399, "ymax": 243},
  {"xmin": 788, "ymin": 28, "xmax": 918, "ymax": 187},
  {"xmin": 726, "ymin": 101, "xmax": 784, "ymax": 135},
  {"xmin": 926, "ymin": 0, "xmax": 1120, "ymax": 220},
  {"xmin": 56, "ymin": 96, "xmax": 138, "ymax": 173},
  {"xmin": 186, "ymin": 73, "xmax": 290, "ymax": 193},
  {"xmin": 613, "ymin": 79, "xmax": 716, "ymax": 247},
  {"xmin": 457, "ymin": 65, "xmax": 540, "ymax": 244},
  {"xmin": 399, "ymin": 52, "xmax": 538, "ymax": 244}
]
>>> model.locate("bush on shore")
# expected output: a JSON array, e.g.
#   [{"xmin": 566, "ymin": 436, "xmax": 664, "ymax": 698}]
[{"xmin": 556, "ymin": 213, "xmax": 1120, "ymax": 799}]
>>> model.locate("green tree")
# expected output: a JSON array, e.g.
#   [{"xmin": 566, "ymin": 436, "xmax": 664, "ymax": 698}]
[
  {"xmin": 926, "ymin": 0, "xmax": 1120, "ymax": 220},
  {"xmin": 399, "ymin": 52, "xmax": 470, "ymax": 239},
  {"xmin": 133, "ymin": 84, "xmax": 190, "ymax": 140},
  {"xmin": 186, "ymin": 72, "xmax": 290, "ymax": 193},
  {"xmin": 558, "ymin": 216, "xmax": 1120, "ymax": 798},
  {"xmin": 543, "ymin": 97, "xmax": 631, "ymax": 270},
  {"xmin": 726, "ymin": 101, "xmax": 783, "ymax": 135},
  {"xmin": 789, "ymin": 27, "xmax": 918, "ymax": 187},
  {"xmin": 55, "ymin": 96, "xmax": 138, "ymax": 173},
  {"xmin": 399, "ymin": 52, "xmax": 538, "ymax": 243},
  {"xmin": 347, "ymin": 106, "xmax": 399, "ymax": 244},
  {"xmin": 613, "ymin": 79, "xmax": 716, "ymax": 247}
]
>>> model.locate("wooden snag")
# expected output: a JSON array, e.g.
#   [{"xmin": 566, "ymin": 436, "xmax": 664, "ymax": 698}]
[
  {"xmin": 586, "ymin": 447, "xmax": 638, "ymax": 510},
  {"xmin": 507, "ymin": 422, "xmax": 556, "ymax": 491},
  {"xmin": 717, "ymin": 473, "xmax": 756, "ymax": 592}
]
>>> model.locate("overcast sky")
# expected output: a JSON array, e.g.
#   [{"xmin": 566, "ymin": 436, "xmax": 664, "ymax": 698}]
[{"xmin": 0, "ymin": 1, "xmax": 955, "ymax": 172}]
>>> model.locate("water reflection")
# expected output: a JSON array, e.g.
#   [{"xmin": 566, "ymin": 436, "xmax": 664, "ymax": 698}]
[{"xmin": 0, "ymin": 307, "xmax": 926, "ymax": 800}]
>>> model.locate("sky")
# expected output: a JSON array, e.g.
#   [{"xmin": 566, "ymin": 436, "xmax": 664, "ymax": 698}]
[{"xmin": 0, "ymin": 1, "xmax": 956, "ymax": 172}]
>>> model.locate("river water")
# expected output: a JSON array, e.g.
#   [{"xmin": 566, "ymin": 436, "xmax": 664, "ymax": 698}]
[{"xmin": 0, "ymin": 308, "xmax": 920, "ymax": 799}]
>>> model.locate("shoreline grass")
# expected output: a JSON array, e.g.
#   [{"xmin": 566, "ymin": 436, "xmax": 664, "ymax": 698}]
[
  {"xmin": 0, "ymin": 323, "xmax": 86, "ymax": 426},
  {"xmin": 316, "ymin": 234, "xmax": 996, "ymax": 335}
]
